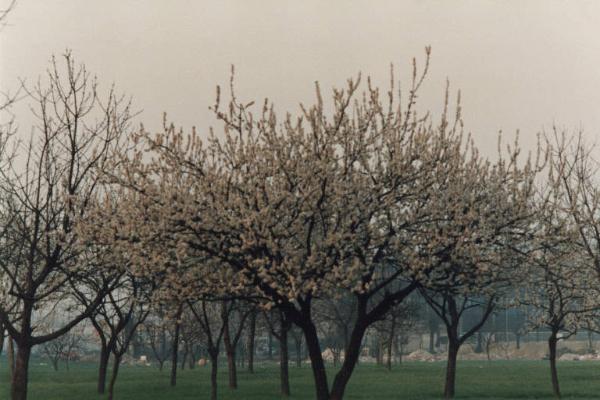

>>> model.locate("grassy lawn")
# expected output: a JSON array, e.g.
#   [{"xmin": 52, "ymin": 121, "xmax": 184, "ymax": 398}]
[{"xmin": 3, "ymin": 359, "xmax": 600, "ymax": 399}]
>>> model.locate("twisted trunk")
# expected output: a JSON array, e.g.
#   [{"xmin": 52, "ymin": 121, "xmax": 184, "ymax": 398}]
[
  {"xmin": 282, "ymin": 284, "xmax": 416, "ymax": 400},
  {"xmin": 97, "ymin": 341, "xmax": 111, "ymax": 394},
  {"xmin": 297, "ymin": 318, "xmax": 330, "ymax": 400},
  {"xmin": 330, "ymin": 322, "xmax": 367, "ymax": 400},
  {"xmin": 107, "ymin": 354, "xmax": 122, "ymax": 400}
]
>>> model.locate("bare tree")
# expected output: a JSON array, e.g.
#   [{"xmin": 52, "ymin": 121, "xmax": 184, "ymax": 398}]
[
  {"xmin": 0, "ymin": 51, "xmax": 133, "ymax": 400},
  {"xmin": 40, "ymin": 323, "xmax": 84, "ymax": 371},
  {"xmin": 413, "ymin": 125, "xmax": 540, "ymax": 398},
  {"xmin": 372, "ymin": 299, "xmax": 419, "ymax": 370},
  {"xmin": 104, "ymin": 290, "xmax": 151, "ymax": 400},
  {"xmin": 179, "ymin": 308, "xmax": 204, "ymax": 369},
  {"xmin": 82, "ymin": 272, "xmax": 151, "ymax": 397},
  {"xmin": 188, "ymin": 300, "xmax": 227, "ymax": 400},
  {"xmin": 0, "ymin": 0, "xmax": 16, "ymax": 29},
  {"xmin": 221, "ymin": 300, "xmax": 251, "ymax": 390},
  {"xmin": 314, "ymin": 296, "xmax": 357, "ymax": 368},
  {"xmin": 518, "ymin": 140, "xmax": 600, "ymax": 398},
  {"xmin": 421, "ymin": 291, "xmax": 497, "ymax": 398},
  {"xmin": 143, "ymin": 311, "xmax": 171, "ymax": 371}
]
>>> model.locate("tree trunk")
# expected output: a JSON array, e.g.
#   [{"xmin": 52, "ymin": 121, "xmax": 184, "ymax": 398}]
[
  {"xmin": 247, "ymin": 310, "xmax": 256, "ymax": 373},
  {"xmin": 329, "ymin": 322, "xmax": 368, "ymax": 400},
  {"xmin": 0, "ymin": 325, "xmax": 4, "ymax": 357},
  {"xmin": 97, "ymin": 343, "xmax": 110, "ymax": 394},
  {"xmin": 157, "ymin": 326, "xmax": 167, "ymax": 372},
  {"xmin": 427, "ymin": 293, "xmax": 496, "ymax": 400},
  {"xmin": 11, "ymin": 342, "xmax": 32, "ymax": 400},
  {"xmin": 386, "ymin": 339, "xmax": 393, "ymax": 371},
  {"xmin": 475, "ymin": 332, "xmax": 483, "ymax": 353},
  {"xmin": 189, "ymin": 346, "xmax": 197, "ymax": 369},
  {"xmin": 398, "ymin": 337, "xmax": 403, "ymax": 364},
  {"xmin": 51, "ymin": 358, "xmax": 59, "ymax": 371},
  {"xmin": 429, "ymin": 329, "xmax": 435, "ymax": 353},
  {"xmin": 386, "ymin": 317, "xmax": 396, "ymax": 371},
  {"xmin": 238, "ymin": 344, "xmax": 245, "ymax": 368},
  {"xmin": 225, "ymin": 348, "xmax": 237, "ymax": 389},
  {"xmin": 516, "ymin": 333, "xmax": 521, "ymax": 350},
  {"xmin": 280, "ymin": 326, "xmax": 290, "ymax": 396},
  {"xmin": 294, "ymin": 334, "xmax": 302, "ymax": 367},
  {"xmin": 7, "ymin": 337, "xmax": 15, "ymax": 378},
  {"xmin": 268, "ymin": 331, "xmax": 273, "ymax": 360},
  {"xmin": 548, "ymin": 330, "xmax": 561, "ymax": 398},
  {"xmin": 444, "ymin": 339, "xmax": 459, "ymax": 399},
  {"xmin": 301, "ymin": 321, "xmax": 330, "ymax": 400},
  {"xmin": 209, "ymin": 353, "xmax": 219, "ymax": 400},
  {"xmin": 180, "ymin": 342, "xmax": 188, "ymax": 370},
  {"xmin": 107, "ymin": 355, "xmax": 122, "ymax": 400},
  {"xmin": 131, "ymin": 332, "xmax": 142, "ymax": 359},
  {"xmin": 223, "ymin": 316, "xmax": 238, "ymax": 389},
  {"xmin": 170, "ymin": 309, "xmax": 182, "ymax": 387}
]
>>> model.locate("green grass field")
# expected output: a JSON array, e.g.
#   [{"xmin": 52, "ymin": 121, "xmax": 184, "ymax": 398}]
[{"xmin": 3, "ymin": 359, "xmax": 600, "ymax": 399}]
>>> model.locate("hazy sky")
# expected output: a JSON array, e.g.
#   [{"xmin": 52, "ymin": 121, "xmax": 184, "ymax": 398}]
[{"xmin": 2, "ymin": 0, "xmax": 600, "ymax": 156}]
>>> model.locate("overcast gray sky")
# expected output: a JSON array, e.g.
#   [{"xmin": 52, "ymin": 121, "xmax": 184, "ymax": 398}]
[{"xmin": 2, "ymin": 0, "xmax": 600, "ymax": 156}]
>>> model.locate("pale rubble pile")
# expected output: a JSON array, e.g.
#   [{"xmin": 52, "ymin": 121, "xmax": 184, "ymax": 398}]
[
  {"xmin": 387, "ymin": 340, "xmax": 600, "ymax": 362},
  {"xmin": 558, "ymin": 353, "xmax": 600, "ymax": 361},
  {"xmin": 307, "ymin": 342, "xmax": 600, "ymax": 364},
  {"xmin": 405, "ymin": 349, "xmax": 440, "ymax": 362}
]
